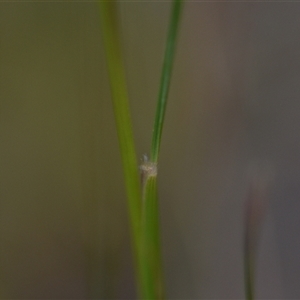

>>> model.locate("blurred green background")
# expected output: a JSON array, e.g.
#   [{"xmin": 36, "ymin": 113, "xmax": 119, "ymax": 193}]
[{"xmin": 1, "ymin": 2, "xmax": 300, "ymax": 299}]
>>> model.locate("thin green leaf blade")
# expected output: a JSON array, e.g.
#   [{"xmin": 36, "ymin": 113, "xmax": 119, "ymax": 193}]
[{"xmin": 151, "ymin": 0, "xmax": 183, "ymax": 163}]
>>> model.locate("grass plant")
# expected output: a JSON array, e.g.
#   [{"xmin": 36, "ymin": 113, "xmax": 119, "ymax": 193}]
[
  {"xmin": 99, "ymin": 2, "xmax": 265, "ymax": 300},
  {"xmin": 100, "ymin": 0, "xmax": 183, "ymax": 299}
]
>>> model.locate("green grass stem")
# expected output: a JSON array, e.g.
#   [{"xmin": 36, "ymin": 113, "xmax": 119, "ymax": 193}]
[
  {"xmin": 99, "ymin": 2, "xmax": 143, "ymax": 297},
  {"xmin": 140, "ymin": 161, "xmax": 163, "ymax": 299},
  {"xmin": 140, "ymin": 1, "xmax": 183, "ymax": 299},
  {"xmin": 100, "ymin": 1, "xmax": 183, "ymax": 299}
]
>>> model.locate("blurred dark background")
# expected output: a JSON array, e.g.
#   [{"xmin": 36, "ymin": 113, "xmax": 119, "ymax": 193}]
[{"xmin": 0, "ymin": 2, "xmax": 299, "ymax": 299}]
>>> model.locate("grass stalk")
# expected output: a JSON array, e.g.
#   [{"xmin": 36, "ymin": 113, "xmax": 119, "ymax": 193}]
[
  {"xmin": 99, "ymin": 2, "xmax": 143, "ymax": 297},
  {"xmin": 140, "ymin": 1, "xmax": 183, "ymax": 299},
  {"xmin": 140, "ymin": 160, "xmax": 163, "ymax": 299},
  {"xmin": 100, "ymin": 1, "xmax": 183, "ymax": 299}
]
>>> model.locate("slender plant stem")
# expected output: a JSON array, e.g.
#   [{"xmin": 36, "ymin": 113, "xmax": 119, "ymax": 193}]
[
  {"xmin": 100, "ymin": 1, "xmax": 183, "ymax": 299},
  {"xmin": 140, "ymin": 1, "xmax": 183, "ymax": 299},
  {"xmin": 99, "ymin": 2, "xmax": 144, "ymax": 297},
  {"xmin": 140, "ymin": 161, "xmax": 163, "ymax": 299},
  {"xmin": 151, "ymin": 0, "xmax": 183, "ymax": 163}
]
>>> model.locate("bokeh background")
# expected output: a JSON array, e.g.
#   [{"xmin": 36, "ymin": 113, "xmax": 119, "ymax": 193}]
[{"xmin": 1, "ymin": 1, "xmax": 300, "ymax": 299}]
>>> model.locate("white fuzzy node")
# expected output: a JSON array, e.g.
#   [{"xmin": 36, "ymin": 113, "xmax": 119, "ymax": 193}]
[{"xmin": 140, "ymin": 161, "xmax": 157, "ymax": 177}]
